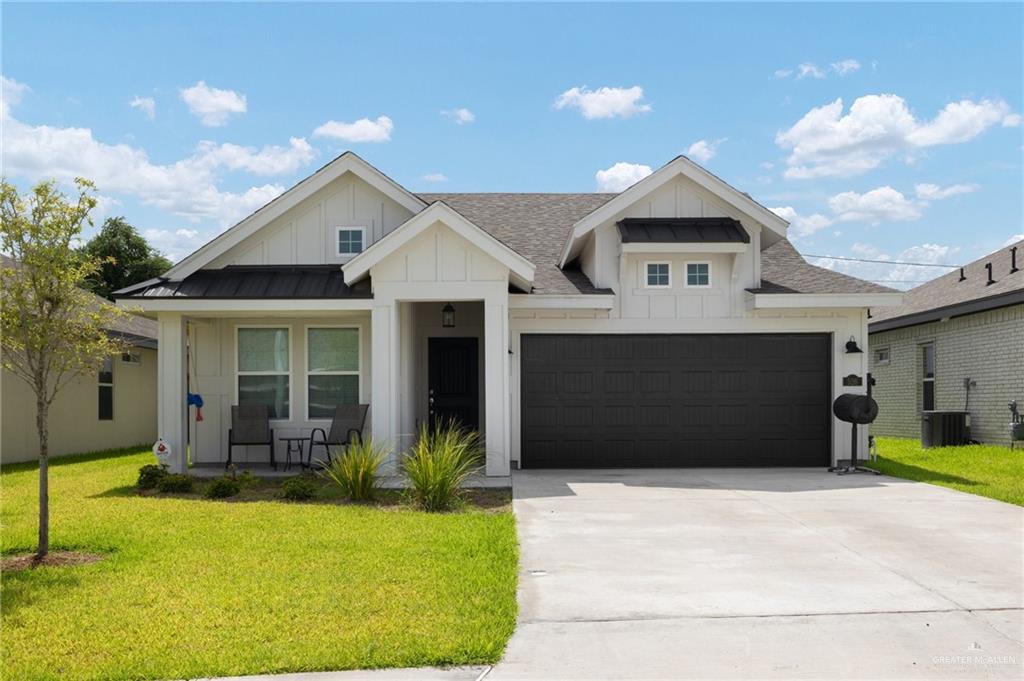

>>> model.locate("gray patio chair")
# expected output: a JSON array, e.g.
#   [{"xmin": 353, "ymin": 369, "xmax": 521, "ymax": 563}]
[
  {"xmin": 227, "ymin": 404, "xmax": 275, "ymax": 469},
  {"xmin": 309, "ymin": 404, "xmax": 370, "ymax": 465}
]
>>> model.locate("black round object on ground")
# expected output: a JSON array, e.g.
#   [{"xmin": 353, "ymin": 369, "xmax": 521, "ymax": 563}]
[{"xmin": 833, "ymin": 393, "xmax": 879, "ymax": 424}]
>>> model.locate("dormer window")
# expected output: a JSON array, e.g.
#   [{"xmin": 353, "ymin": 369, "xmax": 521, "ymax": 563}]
[
  {"xmin": 685, "ymin": 262, "xmax": 711, "ymax": 288},
  {"xmin": 645, "ymin": 262, "xmax": 671, "ymax": 288},
  {"xmin": 336, "ymin": 227, "xmax": 365, "ymax": 256}
]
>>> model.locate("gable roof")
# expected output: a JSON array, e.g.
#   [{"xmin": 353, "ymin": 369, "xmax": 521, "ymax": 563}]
[
  {"xmin": 869, "ymin": 239, "xmax": 1024, "ymax": 332},
  {"xmin": 559, "ymin": 155, "xmax": 790, "ymax": 267},
  {"xmin": 164, "ymin": 152, "xmax": 427, "ymax": 281},
  {"xmin": 752, "ymin": 239, "xmax": 896, "ymax": 295},
  {"xmin": 418, "ymin": 192, "xmax": 616, "ymax": 294},
  {"xmin": 342, "ymin": 201, "xmax": 537, "ymax": 291}
]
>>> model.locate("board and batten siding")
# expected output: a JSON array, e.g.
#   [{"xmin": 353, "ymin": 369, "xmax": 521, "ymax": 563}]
[
  {"xmin": 869, "ymin": 303, "xmax": 1024, "ymax": 445},
  {"xmin": 209, "ymin": 172, "xmax": 415, "ymax": 268}
]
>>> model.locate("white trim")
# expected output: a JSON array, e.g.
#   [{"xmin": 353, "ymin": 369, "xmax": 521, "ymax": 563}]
[
  {"xmin": 508, "ymin": 294, "xmax": 615, "ymax": 310},
  {"xmin": 165, "ymin": 152, "xmax": 427, "ymax": 280},
  {"xmin": 335, "ymin": 226, "xmax": 366, "ymax": 257},
  {"xmin": 875, "ymin": 346, "xmax": 891, "ymax": 365},
  {"xmin": 118, "ymin": 298, "xmax": 374, "ymax": 314},
  {"xmin": 343, "ymin": 201, "xmax": 536, "ymax": 289},
  {"xmin": 748, "ymin": 292, "xmax": 904, "ymax": 309},
  {"xmin": 303, "ymin": 324, "xmax": 362, "ymax": 422},
  {"xmin": 559, "ymin": 155, "xmax": 790, "ymax": 267},
  {"xmin": 684, "ymin": 261, "xmax": 712, "ymax": 288},
  {"xmin": 643, "ymin": 261, "xmax": 672, "ymax": 289},
  {"xmin": 620, "ymin": 242, "xmax": 746, "ymax": 254},
  {"xmin": 235, "ymin": 324, "xmax": 293, "ymax": 421}
]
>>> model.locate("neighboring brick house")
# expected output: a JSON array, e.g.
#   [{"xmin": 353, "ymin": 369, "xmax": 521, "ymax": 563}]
[{"xmin": 868, "ymin": 240, "xmax": 1024, "ymax": 445}]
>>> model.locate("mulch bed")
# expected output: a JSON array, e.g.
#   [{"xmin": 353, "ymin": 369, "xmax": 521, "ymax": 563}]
[{"xmin": 2, "ymin": 550, "xmax": 104, "ymax": 572}]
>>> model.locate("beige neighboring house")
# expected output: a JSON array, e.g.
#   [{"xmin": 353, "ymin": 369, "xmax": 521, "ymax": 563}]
[{"xmin": 1, "ymin": 254, "xmax": 159, "ymax": 464}]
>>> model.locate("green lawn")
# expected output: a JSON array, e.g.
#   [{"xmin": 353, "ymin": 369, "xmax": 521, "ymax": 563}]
[
  {"xmin": 1, "ymin": 449, "xmax": 518, "ymax": 680},
  {"xmin": 871, "ymin": 437, "xmax": 1024, "ymax": 506}
]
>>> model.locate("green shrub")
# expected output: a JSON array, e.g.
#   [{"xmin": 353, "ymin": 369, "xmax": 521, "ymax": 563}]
[
  {"xmin": 137, "ymin": 464, "xmax": 168, "ymax": 490},
  {"xmin": 280, "ymin": 475, "xmax": 317, "ymax": 501},
  {"xmin": 403, "ymin": 420, "xmax": 483, "ymax": 511},
  {"xmin": 157, "ymin": 474, "xmax": 194, "ymax": 493},
  {"xmin": 205, "ymin": 476, "xmax": 242, "ymax": 499},
  {"xmin": 319, "ymin": 437, "xmax": 388, "ymax": 501},
  {"xmin": 235, "ymin": 470, "xmax": 260, "ymax": 488}
]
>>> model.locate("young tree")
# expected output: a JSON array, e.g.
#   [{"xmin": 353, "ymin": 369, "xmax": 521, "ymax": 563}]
[
  {"xmin": 1, "ymin": 178, "xmax": 129, "ymax": 558},
  {"xmin": 81, "ymin": 216, "xmax": 172, "ymax": 299}
]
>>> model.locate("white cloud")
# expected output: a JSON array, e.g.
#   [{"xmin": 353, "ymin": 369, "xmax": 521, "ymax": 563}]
[
  {"xmin": 810, "ymin": 242, "xmax": 958, "ymax": 290},
  {"xmin": 830, "ymin": 59, "xmax": 861, "ymax": 75},
  {"xmin": 796, "ymin": 63, "xmax": 826, "ymax": 80},
  {"xmin": 595, "ymin": 162, "xmax": 652, "ymax": 192},
  {"xmin": 313, "ymin": 115, "xmax": 393, "ymax": 143},
  {"xmin": 1, "ymin": 75, "xmax": 29, "ymax": 118},
  {"xmin": 686, "ymin": 138, "xmax": 727, "ymax": 164},
  {"xmin": 773, "ymin": 69, "xmax": 793, "ymax": 80},
  {"xmin": 143, "ymin": 228, "xmax": 206, "ymax": 262},
  {"xmin": 760, "ymin": 161, "xmax": 775, "ymax": 170},
  {"xmin": 554, "ymin": 85, "xmax": 651, "ymax": 120},
  {"xmin": 129, "ymin": 96, "xmax": 155, "ymax": 120},
  {"xmin": 179, "ymin": 81, "xmax": 247, "ymax": 127},
  {"xmin": 776, "ymin": 94, "xmax": 1020, "ymax": 179},
  {"xmin": 421, "ymin": 173, "xmax": 448, "ymax": 182},
  {"xmin": 1004, "ymin": 234, "xmax": 1024, "ymax": 247},
  {"xmin": 828, "ymin": 186, "xmax": 922, "ymax": 223},
  {"xmin": 194, "ymin": 137, "xmax": 315, "ymax": 175},
  {"xmin": 441, "ymin": 108, "xmax": 475, "ymax": 125},
  {"xmin": 769, "ymin": 206, "xmax": 833, "ymax": 237},
  {"xmin": 914, "ymin": 182, "xmax": 978, "ymax": 200}
]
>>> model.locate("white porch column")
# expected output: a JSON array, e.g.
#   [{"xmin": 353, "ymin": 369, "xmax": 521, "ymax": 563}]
[
  {"xmin": 156, "ymin": 313, "xmax": 188, "ymax": 474},
  {"xmin": 371, "ymin": 300, "xmax": 401, "ymax": 472},
  {"xmin": 484, "ymin": 295, "xmax": 510, "ymax": 476}
]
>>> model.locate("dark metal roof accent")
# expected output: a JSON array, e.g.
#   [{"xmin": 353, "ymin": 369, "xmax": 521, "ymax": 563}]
[
  {"xmin": 869, "ymin": 239, "xmax": 1024, "ymax": 332},
  {"xmin": 617, "ymin": 217, "xmax": 750, "ymax": 244},
  {"xmin": 114, "ymin": 265, "xmax": 372, "ymax": 299}
]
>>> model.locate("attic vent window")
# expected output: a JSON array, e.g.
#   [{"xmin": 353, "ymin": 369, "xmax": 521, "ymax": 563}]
[{"xmin": 337, "ymin": 227, "xmax": 365, "ymax": 256}]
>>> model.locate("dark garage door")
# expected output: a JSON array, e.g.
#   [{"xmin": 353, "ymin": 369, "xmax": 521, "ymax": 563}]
[{"xmin": 520, "ymin": 334, "xmax": 831, "ymax": 468}]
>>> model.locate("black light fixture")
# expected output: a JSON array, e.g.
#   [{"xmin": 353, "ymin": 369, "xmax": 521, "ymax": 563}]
[
  {"xmin": 441, "ymin": 302, "xmax": 455, "ymax": 328},
  {"xmin": 845, "ymin": 335, "xmax": 863, "ymax": 354}
]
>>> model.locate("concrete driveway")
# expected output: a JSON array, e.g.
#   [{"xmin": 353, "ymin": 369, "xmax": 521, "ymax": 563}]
[{"xmin": 492, "ymin": 469, "xmax": 1024, "ymax": 680}]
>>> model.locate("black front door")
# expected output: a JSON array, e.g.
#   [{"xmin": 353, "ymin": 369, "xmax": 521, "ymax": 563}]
[{"xmin": 428, "ymin": 337, "xmax": 479, "ymax": 431}]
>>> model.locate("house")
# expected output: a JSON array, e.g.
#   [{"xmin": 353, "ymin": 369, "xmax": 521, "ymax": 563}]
[
  {"xmin": 868, "ymin": 240, "xmax": 1024, "ymax": 445},
  {"xmin": 1, "ymin": 255, "xmax": 159, "ymax": 463},
  {"xmin": 114, "ymin": 152, "xmax": 901, "ymax": 475}
]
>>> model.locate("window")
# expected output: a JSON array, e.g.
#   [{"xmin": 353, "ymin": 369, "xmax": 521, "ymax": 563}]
[
  {"xmin": 875, "ymin": 347, "xmax": 890, "ymax": 365},
  {"xmin": 921, "ymin": 344, "xmax": 935, "ymax": 411},
  {"xmin": 336, "ymin": 227, "xmax": 365, "ymax": 256},
  {"xmin": 237, "ymin": 327, "xmax": 290, "ymax": 419},
  {"xmin": 121, "ymin": 352, "xmax": 141, "ymax": 365},
  {"xmin": 645, "ymin": 262, "xmax": 671, "ymax": 288},
  {"xmin": 306, "ymin": 327, "xmax": 360, "ymax": 419},
  {"xmin": 98, "ymin": 358, "xmax": 113, "ymax": 420},
  {"xmin": 685, "ymin": 262, "xmax": 711, "ymax": 287}
]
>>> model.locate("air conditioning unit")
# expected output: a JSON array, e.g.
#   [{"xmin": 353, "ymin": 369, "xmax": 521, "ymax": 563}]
[{"xmin": 921, "ymin": 411, "xmax": 970, "ymax": 448}]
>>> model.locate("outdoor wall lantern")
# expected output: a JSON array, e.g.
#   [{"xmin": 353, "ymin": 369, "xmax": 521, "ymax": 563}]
[
  {"xmin": 845, "ymin": 336, "xmax": 863, "ymax": 353},
  {"xmin": 442, "ymin": 302, "xmax": 456, "ymax": 328}
]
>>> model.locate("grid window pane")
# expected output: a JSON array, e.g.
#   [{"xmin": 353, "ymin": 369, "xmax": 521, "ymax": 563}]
[
  {"xmin": 687, "ymin": 263, "xmax": 710, "ymax": 286},
  {"xmin": 308, "ymin": 375, "xmax": 359, "ymax": 419},
  {"xmin": 646, "ymin": 263, "xmax": 670, "ymax": 287},
  {"xmin": 338, "ymin": 229, "xmax": 364, "ymax": 255},
  {"xmin": 239, "ymin": 375, "xmax": 290, "ymax": 419},
  {"xmin": 238, "ymin": 328, "xmax": 289, "ymax": 372},
  {"xmin": 308, "ymin": 328, "xmax": 359, "ymax": 372}
]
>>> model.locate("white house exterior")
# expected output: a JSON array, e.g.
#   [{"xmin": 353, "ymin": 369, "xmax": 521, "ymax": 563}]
[{"xmin": 115, "ymin": 152, "xmax": 901, "ymax": 475}]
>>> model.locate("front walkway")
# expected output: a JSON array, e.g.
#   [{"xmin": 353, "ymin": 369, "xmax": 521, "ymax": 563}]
[{"xmin": 493, "ymin": 468, "xmax": 1024, "ymax": 679}]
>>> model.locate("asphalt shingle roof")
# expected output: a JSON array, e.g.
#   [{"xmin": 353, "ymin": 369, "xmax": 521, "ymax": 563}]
[
  {"xmin": 753, "ymin": 239, "xmax": 896, "ymax": 295},
  {"xmin": 869, "ymin": 239, "xmax": 1024, "ymax": 330}
]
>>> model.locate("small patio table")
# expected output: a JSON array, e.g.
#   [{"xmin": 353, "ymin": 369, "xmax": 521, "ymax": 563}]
[{"xmin": 278, "ymin": 436, "xmax": 311, "ymax": 472}]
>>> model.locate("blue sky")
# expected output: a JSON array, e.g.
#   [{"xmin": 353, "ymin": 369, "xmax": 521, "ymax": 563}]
[{"xmin": 3, "ymin": 2, "xmax": 1021, "ymax": 288}]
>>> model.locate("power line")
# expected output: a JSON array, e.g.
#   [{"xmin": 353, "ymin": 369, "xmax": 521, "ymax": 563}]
[{"xmin": 800, "ymin": 253, "xmax": 961, "ymax": 268}]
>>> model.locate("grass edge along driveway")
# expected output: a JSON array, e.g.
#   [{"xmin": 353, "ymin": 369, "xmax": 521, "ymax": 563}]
[
  {"xmin": 1, "ymin": 448, "xmax": 518, "ymax": 681},
  {"xmin": 871, "ymin": 436, "xmax": 1023, "ymax": 506}
]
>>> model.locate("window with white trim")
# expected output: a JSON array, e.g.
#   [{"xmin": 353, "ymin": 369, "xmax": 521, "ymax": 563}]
[
  {"xmin": 875, "ymin": 347, "xmax": 890, "ymax": 365},
  {"xmin": 336, "ymin": 227, "xmax": 365, "ymax": 256},
  {"xmin": 645, "ymin": 262, "xmax": 671, "ymax": 288},
  {"xmin": 306, "ymin": 327, "xmax": 360, "ymax": 419},
  {"xmin": 685, "ymin": 262, "xmax": 711, "ymax": 287},
  {"xmin": 98, "ymin": 357, "xmax": 113, "ymax": 420},
  {"xmin": 237, "ymin": 327, "xmax": 290, "ymax": 419}
]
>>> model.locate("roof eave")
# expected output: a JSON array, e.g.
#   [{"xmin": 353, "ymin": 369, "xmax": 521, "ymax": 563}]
[{"xmin": 869, "ymin": 288, "xmax": 1024, "ymax": 333}]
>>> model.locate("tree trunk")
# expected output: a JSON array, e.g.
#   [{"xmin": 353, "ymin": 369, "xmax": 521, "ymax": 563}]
[{"xmin": 36, "ymin": 396, "xmax": 49, "ymax": 558}]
